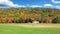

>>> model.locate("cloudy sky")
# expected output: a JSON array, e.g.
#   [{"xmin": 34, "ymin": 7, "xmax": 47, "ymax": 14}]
[{"xmin": 0, "ymin": 0, "xmax": 60, "ymax": 9}]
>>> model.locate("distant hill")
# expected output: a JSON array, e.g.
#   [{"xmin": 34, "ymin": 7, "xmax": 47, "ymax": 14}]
[{"xmin": 0, "ymin": 8, "xmax": 60, "ymax": 23}]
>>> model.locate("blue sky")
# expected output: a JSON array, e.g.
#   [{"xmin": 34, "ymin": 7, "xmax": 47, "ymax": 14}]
[{"xmin": 0, "ymin": 0, "xmax": 60, "ymax": 9}]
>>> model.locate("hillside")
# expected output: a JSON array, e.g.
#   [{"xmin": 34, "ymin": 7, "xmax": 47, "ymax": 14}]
[{"xmin": 0, "ymin": 8, "xmax": 60, "ymax": 23}]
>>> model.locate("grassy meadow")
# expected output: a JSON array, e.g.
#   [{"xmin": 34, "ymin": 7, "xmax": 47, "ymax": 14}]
[{"xmin": 0, "ymin": 24, "xmax": 60, "ymax": 34}]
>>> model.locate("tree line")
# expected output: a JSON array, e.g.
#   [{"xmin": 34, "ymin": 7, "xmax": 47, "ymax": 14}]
[{"xmin": 0, "ymin": 8, "xmax": 60, "ymax": 23}]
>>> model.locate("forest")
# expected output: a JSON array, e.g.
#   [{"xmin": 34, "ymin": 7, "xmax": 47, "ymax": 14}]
[{"xmin": 0, "ymin": 8, "xmax": 60, "ymax": 23}]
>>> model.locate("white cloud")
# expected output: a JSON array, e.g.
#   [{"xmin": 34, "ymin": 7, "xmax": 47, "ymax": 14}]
[
  {"xmin": 52, "ymin": 0, "xmax": 60, "ymax": 3},
  {"xmin": 44, "ymin": 4, "xmax": 53, "ymax": 7},
  {"xmin": 0, "ymin": 0, "xmax": 43, "ymax": 8},
  {"xmin": 0, "ymin": 0, "xmax": 26, "ymax": 7},
  {"xmin": 30, "ymin": 5, "xmax": 42, "ymax": 8},
  {"xmin": 56, "ymin": 6, "xmax": 60, "ymax": 8}
]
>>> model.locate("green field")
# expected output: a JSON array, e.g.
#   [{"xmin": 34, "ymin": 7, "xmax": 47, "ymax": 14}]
[{"xmin": 0, "ymin": 24, "xmax": 60, "ymax": 34}]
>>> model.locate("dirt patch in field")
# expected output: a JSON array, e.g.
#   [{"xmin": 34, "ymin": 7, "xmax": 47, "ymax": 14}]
[{"xmin": 0, "ymin": 23, "xmax": 60, "ymax": 28}]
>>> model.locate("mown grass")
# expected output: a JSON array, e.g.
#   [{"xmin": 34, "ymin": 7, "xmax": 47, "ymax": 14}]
[{"xmin": 0, "ymin": 25, "xmax": 60, "ymax": 34}]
